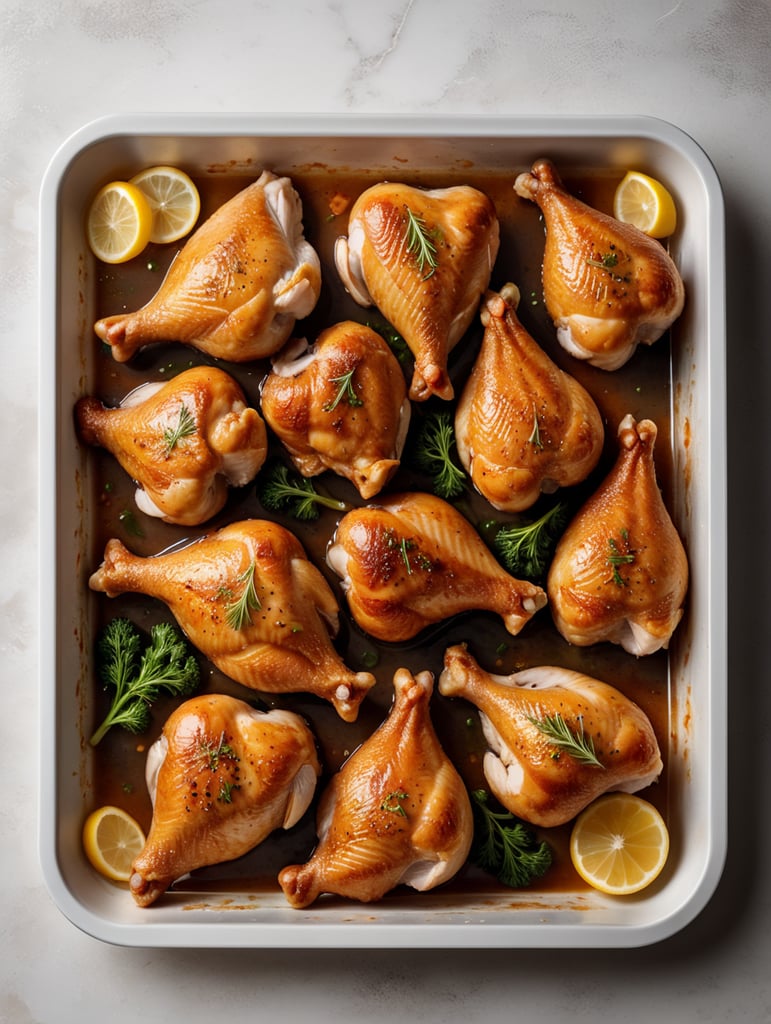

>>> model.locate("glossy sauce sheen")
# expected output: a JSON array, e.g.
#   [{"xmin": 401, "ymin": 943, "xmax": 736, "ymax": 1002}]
[{"xmin": 87, "ymin": 166, "xmax": 674, "ymax": 898}]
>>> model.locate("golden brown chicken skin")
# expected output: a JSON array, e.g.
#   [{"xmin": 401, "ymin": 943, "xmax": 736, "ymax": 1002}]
[
  {"xmin": 130, "ymin": 693, "xmax": 320, "ymax": 907},
  {"xmin": 439, "ymin": 644, "xmax": 662, "ymax": 828},
  {"xmin": 455, "ymin": 284, "xmax": 604, "ymax": 512},
  {"xmin": 95, "ymin": 171, "xmax": 321, "ymax": 363},
  {"xmin": 547, "ymin": 414, "xmax": 689, "ymax": 655},
  {"xmin": 261, "ymin": 321, "xmax": 410, "ymax": 500},
  {"xmin": 514, "ymin": 159, "xmax": 685, "ymax": 370},
  {"xmin": 75, "ymin": 365, "xmax": 268, "ymax": 526},
  {"xmin": 326, "ymin": 491, "xmax": 546, "ymax": 642},
  {"xmin": 279, "ymin": 667, "xmax": 473, "ymax": 907},
  {"xmin": 335, "ymin": 181, "xmax": 499, "ymax": 401},
  {"xmin": 88, "ymin": 520, "xmax": 376, "ymax": 721}
]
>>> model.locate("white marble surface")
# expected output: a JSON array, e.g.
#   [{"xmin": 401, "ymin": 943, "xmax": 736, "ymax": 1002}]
[{"xmin": 2, "ymin": 0, "xmax": 769, "ymax": 1020}]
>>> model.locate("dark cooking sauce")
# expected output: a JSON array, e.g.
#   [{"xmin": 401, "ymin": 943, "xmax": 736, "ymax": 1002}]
[{"xmin": 86, "ymin": 163, "xmax": 674, "ymax": 900}]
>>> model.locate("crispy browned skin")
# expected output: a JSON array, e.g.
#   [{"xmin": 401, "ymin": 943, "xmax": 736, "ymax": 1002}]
[
  {"xmin": 94, "ymin": 171, "xmax": 321, "ymax": 362},
  {"xmin": 89, "ymin": 520, "xmax": 376, "ymax": 721},
  {"xmin": 335, "ymin": 181, "xmax": 499, "ymax": 400},
  {"xmin": 455, "ymin": 285, "xmax": 604, "ymax": 512},
  {"xmin": 547, "ymin": 415, "xmax": 689, "ymax": 654},
  {"xmin": 130, "ymin": 694, "xmax": 320, "ymax": 907},
  {"xmin": 261, "ymin": 321, "xmax": 409, "ymax": 500},
  {"xmin": 279, "ymin": 668, "xmax": 472, "ymax": 908},
  {"xmin": 514, "ymin": 159, "xmax": 684, "ymax": 370},
  {"xmin": 75, "ymin": 366, "xmax": 267, "ymax": 526},
  {"xmin": 439, "ymin": 645, "xmax": 662, "ymax": 828},
  {"xmin": 327, "ymin": 491, "xmax": 546, "ymax": 642}
]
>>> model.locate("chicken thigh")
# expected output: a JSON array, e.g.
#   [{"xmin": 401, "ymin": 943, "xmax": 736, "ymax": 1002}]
[
  {"xmin": 327, "ymin": 491, "xmax": 546, "ymax": 642},
  {"xmin": 130, "ymin": 693, "xmax": 320, "ymax": 907},
  {"xmin": 439, "ymin": 644, "xmax": 662, "ymax": 828},
  {"xmin": 547, "ymin": 414, "xmax": 689, "ymax": 655},
  {"xmin": 75, "ymin": 365, "xmax": 268, "ymax": 526},
  {"xmin": 455, "ymin": 284, "xmax": 604, "ymax": 512},
  {"xmin": 514, "ymin": 159, "xmax": 685, "ymax": 370},
  {"xmin": 335, "ymin": 181, "xmax": 499, "ymax": 401},
  {"xmin": 89, "ymin": 520, "xmax": 376, "ymax": 721},
  {"xmin": 94, "ymin": 171, "xmax": 321, "ymax": 363},
  {"xmin": 279, "ymin": 667, "xmax": 473, "ymax": 907},
  {"xmin": 260, "ymin": 321, "xmax": 410, "ymax": 500}
]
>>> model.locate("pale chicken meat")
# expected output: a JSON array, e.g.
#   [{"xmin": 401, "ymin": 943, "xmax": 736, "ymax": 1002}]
[
  {"xmin": 130, "ymin": 693, "xmax": 320, "ymax": 907},
  {"xmin": 514, "ymin": 159, "xmax": 685, "ymax": 370},
  {"xmin": 547, "ymin": 414, "xmax": 689, "ymax": 655},
  {"xmin": 439, "ymin": 644, "xmax": 662, "ymax": 828},
  {"xmin": 334, "ymin": 181, "xmax": 499, "ymax": 401},
  {"xmin": 94, "ymin": 171, "xmax": 322, "ymax": 363},
  {"xmin": 279, "ymin": 667, "xmax": 473, "ymax": 907},
  {"xmin": 326, "ymin": 491, "xmax": 546, "ymax": 642},
  {"xmin": 260, "ymin": 321, "xmax": 410, "ymax": 500},
  {"xmin": 89, "ymin": 520, "xmax": 376, "ymax": 721},
  {"xmin": 455, "ymin": 284, "xmax": 604, "ymax": 512},
  {"xmin": 75, "ymin": 365, "xmax": 268, "ymax": 526}
]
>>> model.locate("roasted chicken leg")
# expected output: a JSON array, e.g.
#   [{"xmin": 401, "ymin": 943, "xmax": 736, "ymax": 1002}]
[
  {"xmin": 455, "ymin": 284, "xmax": 604, "ymax": 512},
  {"xmin": 439, "ymin": 644, "xmax": 662, "ymax": 828},
  {"xmin": 89, "ymin": 520, "xmax": 376, "ymax": 721},
  {"xmin": 335, "ymin": 181, "xmax": 499, "ymax": 401},
  {"xmin": 94, "ymin": 171, "xmax": 322, "ymax": 363},
  {"xmin": 261, "ymin": 321, "xmax": 410, "ymax": 500},
  {"xmin": 514, "ymin": 159, "xmax": 684, "ymax": 370},
  {"xmin": 547, "ymin": 414, "xmax": 689, "ymax": 654},
  {"xmin": 279, "ymin": 667, "xmax": 473, "ymax": 907},
  {"xmin": 75, "ymin": 365, "xmax": 268, "ymax": 526},
  {"xmin": 130, "ymin": 693, "xmax": 320, "ymax": 907},
  {"xmin": 327, "ymin": 491, "xmax": 546, "ymax": 642}
]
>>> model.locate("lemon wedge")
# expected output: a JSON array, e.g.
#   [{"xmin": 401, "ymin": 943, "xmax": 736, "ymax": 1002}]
[
  {"xmin": 130, "ymin": 165, "xmax": 201, "ymax": 244},
  {"xmin": 613, "ymin": 170, "xmax": 678, "ymax": 238},
  {"xmin": 86, "ymin": 181, "xmax": 154, "ymax": 264},
  {"xmin": 82, "ymin": 805, "xmax": 146, "ymax": 882},
  {"xmin": 569, "ymin": 793, "xmax": 669, "ymax": 895}
]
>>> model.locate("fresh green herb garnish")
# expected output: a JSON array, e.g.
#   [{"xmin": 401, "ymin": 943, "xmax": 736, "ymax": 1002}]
[
  {"xmin": 323, "ymin": 368, "xmax": 363, "ymax": 412},
  {"xmin": 492, "ymin": 501, "xmax": 569, "ymax": 581},
  {"xmin": 119, "ymin": 508, "xmax": 144, "ymax": 537},
  {"xmin": 89, "ymin": 618, "xmax": 200, "ymax": 746},
  {"xmin": 471, "ymin": 790, "xmax": 552, "ymax": 888},
  {"xmin": 528, "ymin": 406, "xmax": 544, "ymax": 449},
  {"xmin": 163, "ymin": 402, "xmax": 196, "ymax": 453},
  {"xmin": 257, "ymin": 461, "xmax": 351, "ymax": 521},
  {"xmin": 586, "ymin": 251, "xmax": 619, "ymax": 271},
  {"xmin": 405, "ymin": 207, "xmax": 438, "ymax": 279},
  {"xmin": 225, "ymin": 560, "xmax": 261, "ymax": 630},
  {"xmin": 217, "ymin": 780, "xmax": 238, "ymax": 803},
  {"xmin": 200, "ymin": 732, "xmax": 237, "ymax": 771},
  {"xmin": 528, "ymin": 713, "xmax": 604, "ymax": 768},
  {"xmin": 381, "ymin": 791, "xmax": 409, "ymax": 817},
  {"xmin": 413, "ymin": 409, "xmax": 467, "ymax": 499},
  {"xmin": 366, "ymin": 320, "xmax": 412, "ymax": 366},
  {"xmin": 607, "ymin": 528, "xmax": 635, "ymax": 586}
]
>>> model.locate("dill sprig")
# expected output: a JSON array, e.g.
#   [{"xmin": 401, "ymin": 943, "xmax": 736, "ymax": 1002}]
[
  {"xmin": 527, "ymin": 712, "xmax": 605, "ymax": 768},
  {"xmin": 471, "ymin": 789, "xmax": 553, "ymax": 888}
]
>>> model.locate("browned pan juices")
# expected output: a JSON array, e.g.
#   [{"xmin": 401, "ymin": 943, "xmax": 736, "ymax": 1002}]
[{"xmin": 86, "ymin": 162, "xmax": 675, "ymax": 899}]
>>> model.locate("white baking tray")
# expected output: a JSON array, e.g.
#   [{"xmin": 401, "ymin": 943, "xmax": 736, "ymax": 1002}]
[{"xmin": 39, "ymin": 114, "xmax": 726, "ymax": 947}]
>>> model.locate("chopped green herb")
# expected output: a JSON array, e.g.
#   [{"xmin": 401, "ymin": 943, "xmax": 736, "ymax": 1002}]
[
  {"xmin": 119, "ymin": 508, "xmax": 144, "ymax": 537},
  {"xmin": 381, "ymin": 791, "xmax": 409, "ymax": 817},
  {"xmin": 528, "ymin": 406, "xmax": 544, "ymax": 449},
  {"xmin": 607, "ymin": 528, "xmax": 635, "ymax": 586}
]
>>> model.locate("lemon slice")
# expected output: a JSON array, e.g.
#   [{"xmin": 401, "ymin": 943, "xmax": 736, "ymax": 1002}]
[
  {"xmin": 82, "ymin": 805, "xmax": 146, "ymax": 882},
  {"xmin": 613, "ymin": 170, "xmax": 678, "ymax": 238},
  {"xmin": 129, "ymin": 165, "xmax": 201, "ymax": 244},
  {"xmin": 86, "ymin": 181, "xmax": 154, "ymax": 263},
  {"xmin": 569, "ymin": 793, "xmax": 669, "ymax": 895}
]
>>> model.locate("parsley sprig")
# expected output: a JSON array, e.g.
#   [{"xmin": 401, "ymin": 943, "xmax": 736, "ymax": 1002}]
[{"xmin": 471, "ymin": 789, "xmax": 552, "ymax": 888}]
